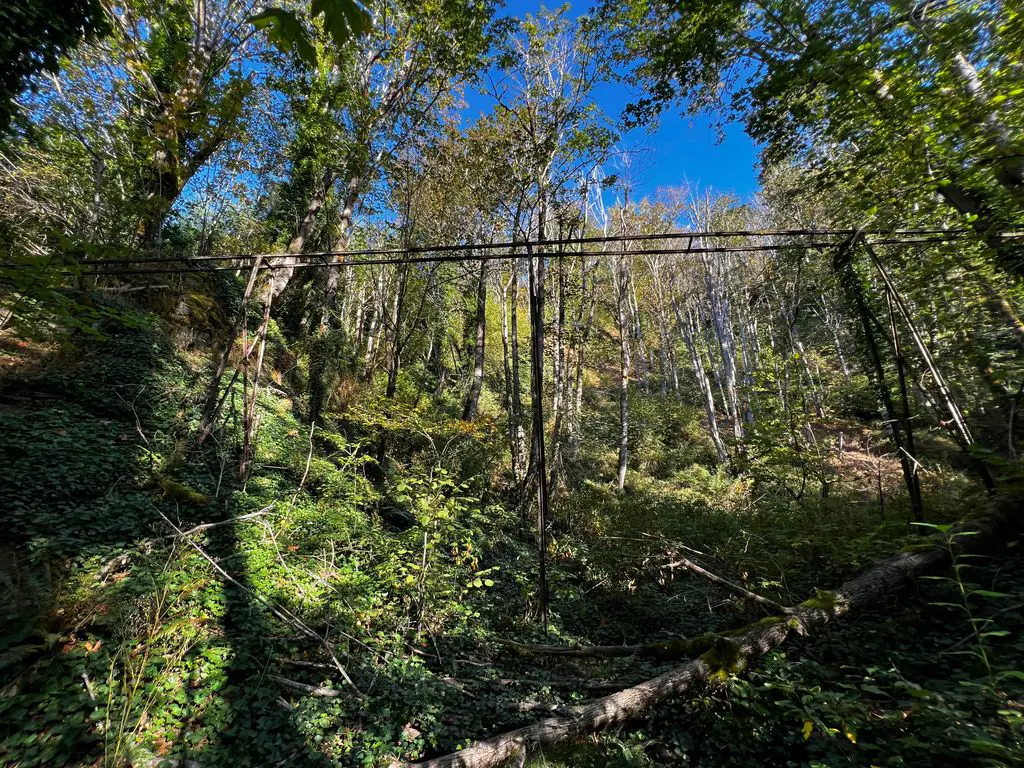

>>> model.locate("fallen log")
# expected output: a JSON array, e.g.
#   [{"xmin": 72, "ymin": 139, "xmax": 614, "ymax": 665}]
[{"xmin": 410, "ymin": 507, "xmax": 1017, "ymax": 768}]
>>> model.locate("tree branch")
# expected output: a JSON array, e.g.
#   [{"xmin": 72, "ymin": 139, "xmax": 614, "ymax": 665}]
[
  {"xmin": 154, "ymin": 506, "xmax": 361, "ymax": 696},
  {"xmin": 664, "ymin": 557, "xmax": 790, "ymax": 615}
]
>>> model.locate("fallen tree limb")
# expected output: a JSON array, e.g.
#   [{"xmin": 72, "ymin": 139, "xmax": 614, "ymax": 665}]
[
  {"xmin": 410, "ymin": 507, "xmax": 1017, "ymax": 768},
  {"xmin": 664, "ymin": 557, "xmax": 790, "ymax": 615},
  {"xmin": 513, "ymin": 700, "xmax": 563, "ymax": 714},
  {"xmin": 156, "ymin": 504, "xmax": 277, "ymax": 540},
  {"xmin": 494, "ymin": 637, "xmax": 710, "ymax": 661},
  {"xmin": 269, "ymin": 674, "xmax": 348, "ymax": 699},
  {"xmin": 95, "ymin": 506, "xmax": 277, "ymax": 581},
  {"xmin": 154, "ymin": 506, "xmax": 361, "ymax": 696},
  {"xmin": 279, "ymin": 658, "xmax": 338, "ymax": 671},
  {"xmin": 446, "ymin": 677, "xmax": 642, "ymax": 692}
]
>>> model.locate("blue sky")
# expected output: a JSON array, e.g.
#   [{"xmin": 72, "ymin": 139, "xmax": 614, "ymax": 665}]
[{"xmin": 460, "ymin": 0, "xmax": 762, "ymax": 202}]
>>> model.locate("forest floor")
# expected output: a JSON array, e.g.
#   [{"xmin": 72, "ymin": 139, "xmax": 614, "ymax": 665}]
[{"xmin": 1, "ymin": 318, "xmax": 1022, "ymax": 767}]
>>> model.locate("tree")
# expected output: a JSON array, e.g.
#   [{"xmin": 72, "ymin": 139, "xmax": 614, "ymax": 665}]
[
  {"xmin": 604, "ymin": 0, "xmax": 1024, "ymax": 275},
  {"xmin": 484, "ymin": 7, "xmax": 617, "ymax": 491},
  {"xmin": 0, "ymin": 0, "xmax": 108, "ymax": 136},
  {"xmin": 11, "ymin": 0, "xmax": 260, "ymax": 249},
  {"xmin": 262, "ymin": 0, "xmax": 500, "ymax": 312}
]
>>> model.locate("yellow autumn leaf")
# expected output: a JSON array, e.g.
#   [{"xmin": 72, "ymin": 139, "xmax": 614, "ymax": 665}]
[
  {"xmin": 802, "ymin": 721, "xmax": 813, "ymax": 740},
  {"xmin": 846, "ymin": 731, "xmax": 857, "ymax": 744}
]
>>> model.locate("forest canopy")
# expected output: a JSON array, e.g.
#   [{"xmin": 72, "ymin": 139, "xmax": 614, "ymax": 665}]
[{"xmin": 1, "ymin": 1, "xmax": 1023, "ymax": 767}]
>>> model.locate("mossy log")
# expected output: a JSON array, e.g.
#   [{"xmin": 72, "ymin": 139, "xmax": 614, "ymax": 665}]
[
  {"xmin": 154, "ymin": 476, "xmax": 210, "ymax": 506},
  {"xmin": 409, "ymin": 507, "xmax": 1017, "ymax": 768}
]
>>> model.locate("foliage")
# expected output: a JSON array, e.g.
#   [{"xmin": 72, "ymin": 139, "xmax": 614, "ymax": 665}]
[
  {"xmin": 250, "ymin": 0, "xmax": 372, "ymax": 67},
  {"xmin": 0, "ymin": 0, "xmax": 108, "ymax": 136},
  {"xmin": 3, "ymin": 2, "xmax": 1024, "ymax": 766},
  {"xmin": 605, "ymin": 0, "xmax": 1024, "ymax": 276}
]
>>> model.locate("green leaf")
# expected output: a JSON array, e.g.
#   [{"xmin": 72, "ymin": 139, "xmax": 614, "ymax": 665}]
[
  {"xmin": 249, "ymin": 8, "xmax": 317, "ymax": 65},
  {"xmin": 911, "ymin": 522, "xmax": 951, "ymax": 532},
  {"xmin": 971, "ymin": 590, "xmax": 1011, "ymax": 599},
  {"xmin": 312, "ymin": 0, "xmax": 372, "ymax": 46},
  {"xmin": 968, "ymin": 740, "xmax": 1013, "ymax": 759}
]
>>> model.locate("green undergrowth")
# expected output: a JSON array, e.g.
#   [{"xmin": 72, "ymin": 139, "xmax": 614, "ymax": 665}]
[
  {"xmin": 529, "ymin": 552, "xmax": 1024, "ymax": 768},
  {"xmin": 0, "ymin": 319, "xmax": 518, "ymax": 766},
  {"xmin": 1, "ymin": 315, "xmax": 1021, "ymax": 767}
]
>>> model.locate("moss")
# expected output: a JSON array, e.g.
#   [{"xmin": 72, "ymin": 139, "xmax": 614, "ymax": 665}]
[
  {"xmin": 185, "ymin": 292, "xmax": 220, "ymax": 328},
  {"xmin": 799, "ymin": 589, "xmax": 841, "ymax": 611},
  {"xmin": 699, "ymin": 637, "xmax": 746, "ymax": 683},
  {"xmin": 155, "ymin": 477, "xmax": 210, "ymax": 507}
]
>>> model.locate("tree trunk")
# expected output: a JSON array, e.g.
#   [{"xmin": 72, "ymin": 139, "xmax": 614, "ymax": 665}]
[
  {"xmin": 833, "ymin": 242, "xmax": 925, "ymax": 517},
  {"xmin": 569, "ymin": 254, "xmax": 597, "ymax": 459},
  {"xmin": 613, "ymin": 254, "xmax": 631, "ymax": 491},
  {"xmin": 819, "ymin": 296, "xmax": 852, "ymax": 380},
  {"xmin": 886, "ymin": 290, "xmax": 924, "ymax": 521},
  {"xmin": 953, "ymin": 254, "xmax": 1024, "ymax": 355},
  {"xmin": 526, "ymin": 239, "xmax": 549, "ymax": 630},
  {"xmin": 702, "ymin": 254, "xmax": 743, "ymax": 439},
  {"xmin": 196, "ymin": 258, "xmax": 264, "ymax": 445},
  {"xmin": 934, "ymin": 179, "xmax": 1022, "ymax": 275},
  {"xmin": 318, "ymin": 175, "xmax": 362, "ymax": 328},
  {"xmin": 510, "ymin": 266, "xmax": 527, "ymax": 480},
  {"xmin": 677, "ymin": 299, "xmax": 728, "ymax": 465},
  {"xmin": 548, "ymin": 258, "xmax": 568, "ymax": 494},
  {"xmin": 363, "ymin": 269, "xmax": 387, "ymax": 371},
  {"xmin": 353, "ymin": 279, "xmax": 367, "ymax": 349},
  {"xmin": 628, "ymin": 273, "xmax": 649, "ymax": 393},
  {"xmin": 501, "ymin": 267, "xmax": 525, "ymax": 481},
  {"xmin": 738, "ymin": 302, "xmax": 756, "ymax": 423},
  {"xmin": 384, "ymin": 266, "xmax": 408, "ymax": 400},
  {"xmin": 267, "ymin": 169, "xmax": 335, "ymax": 304},
  {"xmin": 862, "ymin": 238, "xmax": 995, "ymax": 493},
  {"xmin": 462, "ymin": 260, "xmax": 489, "ymax": 421}
]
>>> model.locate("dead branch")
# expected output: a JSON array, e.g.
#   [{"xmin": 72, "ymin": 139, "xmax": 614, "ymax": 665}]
[
  {"xmin": 279, "ymin": 658, "xmax": 338, "ymax": 671},
  {"xmin": 494, "ymin": 637, "xmax": 709, "ymax": 661},
  {"xmin": 94, "ymin": 506, "xmax": 276, "ymax": 583},
  {"xmin": 664, "ymin": 557, "xmax": 790, "ymax": 614},
  {"xmin": 269, "ymin": 674, "xmax": 348, "ymax": 699},
  {"xmin": 444, "ymin": 677, "xmax": 640, "ymax": 692},
  {"xmin": 512, "ymin": 700, "xmax": 563, "ymax": 713},
  {"xmin": 154, "ymin": 507, "xmax": 361, "ymax": 696},
  {"xmin": 96, "ymin": 284, "xmax": 171, "ymax": 293},
  {"xmin": 156, "ymin": 504, "xmax": 277, "ymax": 539},
  {"xmin": 290, "ymin": 423, "xmax": 316, "ymax": 509}
]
